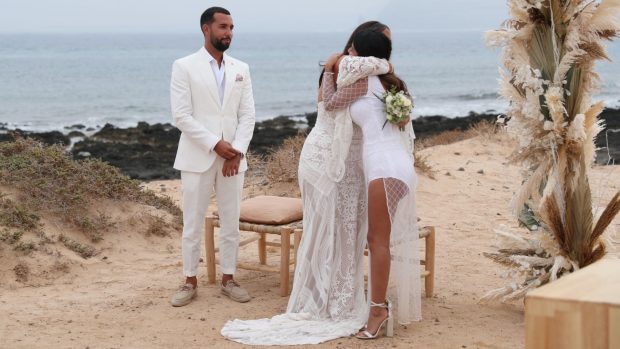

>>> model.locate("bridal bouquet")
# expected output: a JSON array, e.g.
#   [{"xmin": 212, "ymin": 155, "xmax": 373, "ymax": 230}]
[{"xmin": 377, "ymin": 86, "xmax": 413, "ymax": 131}]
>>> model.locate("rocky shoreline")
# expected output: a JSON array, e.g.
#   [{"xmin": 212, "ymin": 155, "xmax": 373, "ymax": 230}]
[{"xmin": 1, "ymin": 108, "xmax": 619, "ymax": 180}]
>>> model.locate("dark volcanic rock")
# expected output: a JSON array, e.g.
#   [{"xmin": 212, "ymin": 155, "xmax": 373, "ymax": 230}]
[
  {"xmin": 93, "ymin": 122, "xmax": 180, "ymax": 145},
  {"xmin": 72, "ymin": 117, "xmax": 306, "ymax": 180},
  {"xmin": 65, "ymin": 124, "xmax": 86, "ymax": 130},
  {"xmin": 411, "ymin": 109, "xmax": 619, "ymax": 164},
  {"xmin": 413, "ymin": 112, "xmax": 498, "ymax": 138},
  {"xmin": 68, "ymin": 131, "xmax": 85, "ymax": 138},
  {"xmin": 249, "ymin": 116, "xmax": 305, "ymax": 155},
  {"xmin": 305, "ymin": 112, "xmax": 318, "ymax": 129},
  {"xmin": 0, "ymin": 130, "xmax": 70, "ymax": 146},
  {"xmin": 596, "ymin": 108, "xmax": 620, "ymax": 165},
  {"xmin": 73, "ymin": 138, "xmax": 179, "ymax": 180},
  {"xmin": 3, "ymin": 107, "xmax": 618, "ymax": 181},
  {"xmin": 35, "ymin": 131, "xmax": 71, "ymax": 146},
  {"xmin": 72, "ymin": 122, "xmax": 180, "ymax": 180}
]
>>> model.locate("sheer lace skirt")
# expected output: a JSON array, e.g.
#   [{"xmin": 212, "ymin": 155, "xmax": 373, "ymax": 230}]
[
  {"xmin": 290, "ymin": 124, "xmax": 368, "ymax": 322},
  {"xmin": 363, "ymin": 128, "xmax": 421, "ymax": 324},
  {"xmin": 220, "ymin": 125, "xmax": 370, "ymax": 345},
  {"xmin": 380, "ymin": 176, "xmax": 422, "ymax": 324}
]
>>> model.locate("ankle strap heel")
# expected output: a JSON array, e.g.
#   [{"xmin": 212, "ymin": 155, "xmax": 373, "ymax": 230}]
[{"xmin": 356, "ymin": 300, "xmax": 394, "ymax": 339}]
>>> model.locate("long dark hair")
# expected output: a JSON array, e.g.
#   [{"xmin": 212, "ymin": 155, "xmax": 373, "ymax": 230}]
[
  {"xmin": 318, "ymin": 21, "xmax": 390, "ymax": 87},
  {"xmin": 342, "ymin": 21, "xmax": 388, "ymax": 54},
  {"xmin": 352, "ymin": 29, "xmax": 407, "ymax": 93}
]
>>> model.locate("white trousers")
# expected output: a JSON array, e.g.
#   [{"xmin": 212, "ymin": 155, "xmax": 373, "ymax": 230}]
[{"xmin": 181, "ymin": 157, "xmax": 244, "ymax": 277}]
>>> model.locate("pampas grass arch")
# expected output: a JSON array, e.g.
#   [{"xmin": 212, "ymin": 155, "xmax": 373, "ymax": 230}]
[{"xmin": 483, "ymin": 0, "xmax": 620, "ymax": 302}]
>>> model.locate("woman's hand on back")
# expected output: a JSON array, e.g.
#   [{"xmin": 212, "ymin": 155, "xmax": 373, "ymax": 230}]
[
  {"xmin": 397, "ymin": 116, "xmax": 411, "ymax": 129},
  {"xmin": 325, "ymin": 53, "xmax": 343, "ymax": 73}
]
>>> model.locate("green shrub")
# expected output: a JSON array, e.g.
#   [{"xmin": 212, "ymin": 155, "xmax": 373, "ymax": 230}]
[{"xmin": 0, "ymin": 139, "xmax": 181, "ymax": 240}]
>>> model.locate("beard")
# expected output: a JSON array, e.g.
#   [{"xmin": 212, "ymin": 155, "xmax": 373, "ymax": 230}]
[{"xmin": 212, "ymin": 36, "xmax": 231, "ymax": 52}]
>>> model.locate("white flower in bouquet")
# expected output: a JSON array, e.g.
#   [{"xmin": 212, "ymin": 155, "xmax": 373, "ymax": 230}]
[{"xmin": 376, "ymin": 86, "xmax": 414, "ymax": 131}]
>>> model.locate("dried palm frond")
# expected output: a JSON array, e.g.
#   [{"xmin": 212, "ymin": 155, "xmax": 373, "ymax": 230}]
[
  {"xmin": 541, "ymin": 193, "xmax": 569, "ymax": 254},
  {"xmin": 565, "ymin": 66, "xmax": 584, "ymax": 121},
  {"xmin": 577, "ymin": 41, "xmax": 612, "ymax": 63},
  {"xmin": 530, "ymin": 26, "xmax": 558, "ymax": 79},
  {"xmin": 483, "ymin": 0, "xmax": 620, "ymax": 302},
  {"xmin": 583, "ymin": 101, "xmax": 605, "ymax": 162},
  {"xmin": 510, "ymin": 160, "xmax": 551, "ymax": 216},
  {"xmin": 584, "ymin": 101, "xmax": 605, "ymax": 130},
  {"xmin": 590, "ymin": 191, "xmax": 620, "ymax": 246},
  {"xmin": 483, "ymin": 252, "xmax": 522, "ymax": 267},
  {"xmin": 510, "ymin": 1, "xmax": 533, "ymax": 23},
  {"xmin": 597, "ymin": 29, "xmax": 618, "ymax": 40},
  {"xmin": 563, "ymin": 157, "xmax": 595, "ymax": 263},
  {"xmin": 529, "ymin": 7, "xmax": 549, "ymax": 25},
  {"xmin": 588, "ymin": 0, "xmax": 620, "ymax": 33}
]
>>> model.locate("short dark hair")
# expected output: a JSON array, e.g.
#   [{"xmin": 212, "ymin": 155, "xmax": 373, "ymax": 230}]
[{"xmin": 200, "ymin": 7, "xmax": 231, "ymax": 29}]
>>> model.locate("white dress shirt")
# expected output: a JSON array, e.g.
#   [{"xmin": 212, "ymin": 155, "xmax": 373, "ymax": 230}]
[{"xmin": 206, "ymin": 51, "xmax": 226, "ymax": 105}]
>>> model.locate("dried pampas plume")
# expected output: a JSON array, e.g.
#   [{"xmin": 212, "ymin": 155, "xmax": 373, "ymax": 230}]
[{"xmin": 482, "ymin": 0, "xmax": 620, "ymax": 302}]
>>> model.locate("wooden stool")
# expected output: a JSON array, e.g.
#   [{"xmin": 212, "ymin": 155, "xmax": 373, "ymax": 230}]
[
  {"xmin": 420, "ymin": 226, "xmax": 436, "ymax": 298},
  {"xmin": 363, "ymin": 226, "xmax": 436, "ymax": 298},
  {"xmin": 204, "ymin": 216, "xmax": 302, "ymax": 296}
]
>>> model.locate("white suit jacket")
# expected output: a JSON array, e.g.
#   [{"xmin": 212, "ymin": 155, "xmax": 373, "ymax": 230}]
[{"xmin": 171, "ymin": 47, "xmax": 255, "ymax": 173}]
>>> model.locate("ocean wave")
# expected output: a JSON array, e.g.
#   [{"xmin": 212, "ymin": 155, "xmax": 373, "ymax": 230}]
[{"xmin": 453, "ymin": 92, "xmax": 500, "ymax": 101}]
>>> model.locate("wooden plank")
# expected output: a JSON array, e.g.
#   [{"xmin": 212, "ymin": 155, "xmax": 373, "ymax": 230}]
[
  {"xmin": 280, "ymin": 228, "xmax": 291, "ymax": 296},
  {"xmin": 204, "ymin": 217, "xmax": 216, "ymax": 284},
  {"xmin": 419, "ymin": 226, "xmax": 431, "ymax": 238},
  {"xmin": 424, "ymin": 226, "xmax": 435, "ymax": 298},
  {"xmin": 610, "ymin": 308, "xmax": 620, "ymax": 349},
  {"xmin": 293, "ymin": 229, "xmax": 302, "ymax": 271},
  {"xmin": 527, "ymin": 259, "xmax": 620, "ymax": 304},
  {"xmin": 525, "ymin": 258, "xmax": 620, "ymax": 349},
  {"xmin": 258, "ymin": 232, "xmax": 267, "ymax": 265},
  {"xmin": 237, "ymin": 262, "xmax": 280, "ymax": 273}
]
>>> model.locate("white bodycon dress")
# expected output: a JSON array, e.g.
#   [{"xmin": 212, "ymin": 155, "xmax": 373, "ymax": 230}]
[{"xmin": 350, "ymin": 76, "xmax": 416, "ymax": 199}]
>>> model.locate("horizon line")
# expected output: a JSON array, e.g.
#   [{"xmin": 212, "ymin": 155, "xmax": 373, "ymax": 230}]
[{"xmin": 0, "ymin": 28, "xmax": 493, "ymax": 35}]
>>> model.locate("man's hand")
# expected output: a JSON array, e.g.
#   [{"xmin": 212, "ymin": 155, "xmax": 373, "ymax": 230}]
[
  {"xmin": 222, "ymin": 153, "xmax": 241, "ymax": 177},
  {"xmin": 214, "ymin": 140, "xmax": 239, "ymax": 160}
]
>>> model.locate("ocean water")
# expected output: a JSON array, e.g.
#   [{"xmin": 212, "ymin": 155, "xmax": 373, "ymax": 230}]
[{"xmin": 0, "ymin": 32, "xmax": 618, "ymax": 131}]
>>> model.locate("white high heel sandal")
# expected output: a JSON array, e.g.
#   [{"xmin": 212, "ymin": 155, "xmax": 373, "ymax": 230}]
[{"xmin": 355, "ymin": 300, "xmax": 394, "ymax": 339}]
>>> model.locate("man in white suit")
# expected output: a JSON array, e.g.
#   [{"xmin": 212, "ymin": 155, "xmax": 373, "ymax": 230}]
[{"xmin": 169, "ymin": 7, "xmax": 255, "ymax": 306}]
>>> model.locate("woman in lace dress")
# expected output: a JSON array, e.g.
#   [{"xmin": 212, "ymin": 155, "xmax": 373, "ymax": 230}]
[
  {"xmin": 322, "ymin": 29, "xmax": 422, "ymax": 339},
  {"xmin": 220, "ymin": 22, "xmax": 393, "ymax": 345}
]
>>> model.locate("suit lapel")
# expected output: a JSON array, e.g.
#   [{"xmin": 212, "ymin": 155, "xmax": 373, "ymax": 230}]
[
  {"xmin": 221, "ymin": 56, "xmax": 236, "ymax": 109},
  {"xmin": 197, "ymin": 48, "xmax": 222, "ymax": 109}
]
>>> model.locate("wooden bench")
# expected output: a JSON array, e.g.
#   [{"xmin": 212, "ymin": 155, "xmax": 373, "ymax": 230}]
[
  {"xmin": 525, "ymin": 258, "xmax": 620, "ymax": 349},
  {"xmin": 204, "ymin": 216, "xmax": 435, "ymax": 298},
  {"xmin": 204, "ymin": 216, "xmax": 302, "ymax": 296}
]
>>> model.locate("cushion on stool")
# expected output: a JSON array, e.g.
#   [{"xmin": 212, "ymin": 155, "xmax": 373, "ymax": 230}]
[{"xmin": 214, "ymin": 196, "xmax": 303, "ymax": 225}]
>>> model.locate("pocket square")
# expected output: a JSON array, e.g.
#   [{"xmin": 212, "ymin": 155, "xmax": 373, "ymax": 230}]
[{"xmin": 235, "ymin": 74, "xmax": 244, "ymax": 82}]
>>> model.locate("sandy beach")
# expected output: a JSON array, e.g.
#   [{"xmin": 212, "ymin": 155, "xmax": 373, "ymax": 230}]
[
  {"xmin": 1, "ymin": 134, "xmax": 619, "ymax": 349},
  {"xmin": 2, "ymin": 1, "xmax": 620, "ymax": 348}
]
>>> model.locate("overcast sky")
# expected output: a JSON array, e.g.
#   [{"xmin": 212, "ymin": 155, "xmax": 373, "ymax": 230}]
[{"xmin": 1, "ymin": 0, "xmax": 509, "ymax": 33}]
